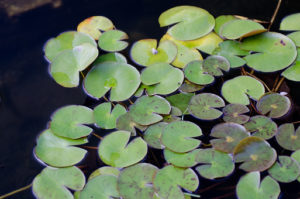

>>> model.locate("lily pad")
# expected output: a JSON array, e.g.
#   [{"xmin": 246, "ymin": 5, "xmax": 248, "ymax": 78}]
[
  {"xmin": 188, "ymin": 93, "xmax": 225, "ymax": 120},
  {"xmin": 222, "ymin": 104, "xmax": 250, "ymax": 124},
  {"xmin": 202, "ymin": 55, "xmax": 230, "ymax": 76},
  {"xmin": 164, "ymin": 148, "xmax": 202, "ymax": 168},
  {"xmin": 166, "ymin": 93, "xmax": 194, "ymax": 114},
  {"xmin": 275, "ymin": 123, "xmax": 300, "ymax": 151},
  {"xmin": 35, "ymin": 129, "xmax": 87, "ymax": 167},
  {"xmin": 116, "ymin": 112, "xmax": 147, "ymax": 136},
  {"xmin": 88, "ymin": 166, "xmax": 120, "ymax": 181},
  {"xmin": 50, "ymin": 105, "xmax": 94, "ymax": 139},
  {"xmin": 161, "ymin": 121, "xmax": 202, "ymax": 153},
  {"xmin": 93, "ymin": 52, "xmax": 127, "ymax": 65},
  {"xmin": 158, "ymin": 6, "xmax": 215, "ymax": 41},
  {"xmin": 291, "ymin": 150, "xmax": 300, "ymax": 182},
  {"xmin": 118, "ymin": 163, "xmax": 159, "ymax": 199},
  {"xmin": 144, "ymin": 122, "xmax": 167, "ymax": 149},
  {"xmin": 236, "ymin": 172, "xmax": 280, "ymax": 199},
  {"xmin": 214, "ymin": 15, "xmax": 236, "ymax": 35},
  {"xmin": 153, "ymin": 165, "xmax": 199, "ymax": 199},
  {"xmin": 282, "ymin": 48, "xmax": 300, "ymax": 81},
  {"xmin": 195, "ymin": 149, "xmax": 235, "ymax": 179},
  {"xmin": 233, "ymin": 136, "xmax": 277, "ymax": 172},
  {"xmin": 280, "ymin": 13, "xmax": 300, "ymax": 31},
  {"xmin": 184, "ymin": 60, "xmax": 214, "ymax": 85},
  {"xmin": 268, "ymin": 156, "xmax": 300, "ymax": 183},
  {"xmin": 94, "ymin": 103, "xmax": 126, "ymax": 129},
  {"xmin": 288, "ymin": 31, "xmax": 300, "ymax": 47},
  {"xmin": 33, "ymin": 166, "xmax": 85, "ymax": 199},
  {"xmin": 84, "ymin": 61, "xmax": 141, "ymax": 101},
  {"xmin": 210, "ymin": 123, "xmax": 249, "ymax": 153},
  {"xmin": 98, "ymin": 30, "xmax": 128, "ymax": 52},
  {"xmin": 179, "ymin": 80, "xmax": 205, "ymax": 93},
  {"xmin": 244, "ymin": 116, "xmax": 277, "ymax": 140},
  {"xmin": 221, "ymin": 76, "xmax": 265, "ymax": 105}
]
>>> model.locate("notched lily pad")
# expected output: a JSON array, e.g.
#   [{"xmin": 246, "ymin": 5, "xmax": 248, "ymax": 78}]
[
  {"xmin": 214, "ymin": 15, "xmax": 237, "ymax": 35},
  {"xmin": 166, "ymin": 92, "xmax": 194, "ymax": 114},
  {"xmin": 202, "ymin": 55, "xmax": 230, "ymax": 76},
  {"xmin": 276, "ymin": 123, "xmax": 300, "ymax": 151},
  {"xmin": 244, "ymin": 116, "xmax": 277, "ymax": 140},
  {"xmin": 164, "ymin": 148, "xmax": 202, "ymax": 168},
  {"xmin": 222, "ymin": 104, "xmax": 250, "ymax": 124},
  {"xmin": 291, "ymin": 150, "xmax": 300, "ymax": 182},
  {"xmin": 116, "ymin": 112, "xmax": 147, "ymax": 136},
  {"xmin": 144, "ymin": 122, "xmax": 167, "ymax": 149},
  {"xmin": 184, "ymin": 60, "xmax": 214, "ymax": 85},
  {"xmin": 280, "ymin": 13, "xmax": 300, "ymax": 31},
  {"xmin": 98, "ymin": 29, "xmax": 128, "ymax": 52}
]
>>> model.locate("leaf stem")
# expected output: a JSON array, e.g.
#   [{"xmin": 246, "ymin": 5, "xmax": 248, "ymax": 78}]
[
  {"xmin": 0, "ymin": 183, "xmax": 32, "ymax": 199},
  {"xmin": 80, "ymin": 71, "xmax": 85, "ymax": 78},
  {"xmin": 274, "ymin": 77, "xmax": 285, "ymax": 92},
  {"xmin": 292, "ymin": 121, "xmax": 300, "ymax": 124},
  {"xmin": 184, "ymin": 192, "xmax": 201, "ymax": 198},
  {"xmin": 211, "ymin": 192, "xmax": 235, "ymax": 199},
  {"xmin": 81, "ymin": 146, "xmax": 98, "ymax": 149},
  {"xmin": 272, "ymin": 75, "xmax": 280, "ymax": 91},
  {"xmin": 92, "ymin": 132, "xmax": 103, "ymax": 140},
  {"xmin": 268, "ymin": 0, "xmax": 282, "ymax": 31}
]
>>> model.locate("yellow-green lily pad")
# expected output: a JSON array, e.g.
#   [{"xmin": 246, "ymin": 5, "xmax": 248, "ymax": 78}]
[
  {"xmin": 288, "ymin": 31, "xmax": 300, "ymax": 47},
  {"xmin": 275, "ymin": 123, "xmax": 300, "ymax": 151},
  {"xmin": 144, "ymin": 122, "xmax": 167, "ymax": 149},
  {"xmin": 282, "ymin": 48, "xmax": 300, "ymax": 81},
  {"xmin": 280, "ymin": 13, "xmax": 300, "ymax": 31},
  {"xmin": 98, "ymin": 30, "xmax": 128, "ymax": 52},
  {"xmin": 164, "ymin": 149, "xmax": 202, "ymax": 168},
  {"xmin": 93, "ymin": 52, "xmax": 127, "ymax": 65},
  {"xmin": 214, "ymin": 15, "xmax": 236, "ymax": 35},
  {"xmin": 184, "ymin": 60, "xmax": 214, "ymax": 85},
  {"xmin": 244, "ymin": 116, "xmax": 277, "ymax": 140},
  {"xmin": 88, "ymin": 166, "xmax": 120, "ymax": 181},
  {"xmin": 222, "ymin": 104, "xmax": 250, "ymax": 124}
]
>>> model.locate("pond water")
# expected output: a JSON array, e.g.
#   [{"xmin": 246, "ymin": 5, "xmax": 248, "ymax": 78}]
[{"xmin": 0, "ymin": 0, "xmax": 300, "ymax": 198}]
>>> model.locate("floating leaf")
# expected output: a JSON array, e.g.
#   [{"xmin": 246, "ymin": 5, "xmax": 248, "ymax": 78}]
[
  {"xmin": 116, "ymin": 112, "xmax": 147, "ymax": 136},
  {"xmin": 233, "ymin": 136, "xmax": 277, "ymax": 172},
  {"xmin": 93, "ymin": 52, "xmax": 127, "ymax": 65},
  {"xmin": 98, "ymin": 131, "xmax": 147, "ymax": 167},
  {"xmin": 291, "ymin": 150, "xmax": 300, "ymax": 182},
  {"xmin": 221, "ymin": 76, "xmax": 265, "ymax": 105},
  {"xmin": 184, "ymin": 60, "xmax": 214, "ymax": 85},
  {"xmin": 118, "ymin": 163, "xmax": 159, "ymax": 199},
  {"xmin": 188, "ymin": 93, "xmax": 225, "ymax": 120},
  {"xmin": 158, "ymin": 6, "xmax": 215, "ymax": 40},
  {"xmin": 222, "ymin": 104, "xmax": 250, "ymax": 124},
  {"xmin": 195, "ymin": 148, "xmax": 234, "ymax": 179},
  {"xmin": 288, "ymin": 31, "xmax": 300, "ymax": 47},
  {"xmin": 276, "ymin": 123, "xmax": 300, "ymax": 151},
  {"xmin": 33, "ymin": 166, "xmax": 85, "ymax": 199},
  {"xmin": 35, "ymin": 129, "xmax": 87, "ymax": 167},
  {"xmin": 84, "ymin": 61, "xmax": 141, "ymax": 101},
  {"xmin": 244, "ymin": 116, "xmax": 277, "ymax": 140},
  {"xmin": 166, "ymin": 93, "xmax": 194, "ymax": 114},
  {"xmin": 161, "ymin": 121, "xmax": 202, "ymax": 153},
  {"xmin": 236, "ymin": 172, "xmax": 280, "ymax": 199},
  {"xmin": 163, "ymin": 115, "xmax": 181, "ymax": 123},
  {"xmin": 164, "ymin": 149, "xmax": 202, "ymax": 168},
  {"xmin": 88, "ymin": 166, "xmax": 120, "ymax": 181},
  {"xmin": 144, "ymin": 122, "xmax": 167, "ymax": 149},
  {"xmin": 280, "ymin": 13, "xmax": 300, "ymax": 31},
  {"xmin": 98, "ymin": 30, "xmax": 128, "ymax": 52},
  {"xmin": 202, "ymin": 55, "xmax": 230, "ymax": 76},
  {"xmin": 214, "ymin": 15, "xmax": 236, "ymax": 35},
  {"xmin": 282, "ymin": 48, "xmax": 300, "ymax": 81}
]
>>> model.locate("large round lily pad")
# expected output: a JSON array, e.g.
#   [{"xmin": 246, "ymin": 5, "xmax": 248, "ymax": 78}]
[
  {"xmin": 282, "ymin": 48, "xmax": 300, "ymax": 81},
  {"xmin": 98, "ymin": 131, "xmax": 147, "ymax": 168},
  {"xmin": 291, "ymin": 150, "xmax": 300, "ymax": 182},
  {"xmin": 222, "ymin": 103, "xmax": 250, "ymax": 124},
  {"xmin": 84, "ymin": 61, "xmax": 141, "ymax": 101},
  {"xmin": 244, "ymin": 116, "xmax": 277, "ymax": 140},
  {"xmin": 275, "ymin": 123, "xmax": 300, "ymax": 151},
  {"xmin": 164, "ymin": 148, "xmax": 202, "ymax": 168},
  {"xmin": 144, "ymin": 122, "xmax": 167, "ymax": 149},
  {"xmin": 184, "ymin": 60, "xmax": 214, "ymax": 85},
  {"xmin": 166, "ymin": 93, "xmax": 194, "ymax": 115},
  {"xmin": 202, "ymin": 55, "xmax": 230, "ymax": 76},
  {"xmin": 280, "ymin": 13, "xmax": 300, "ymax": 31},
  {"xmin": 98, "ymin": 29, "xmax": 128, "ymax": 52}
]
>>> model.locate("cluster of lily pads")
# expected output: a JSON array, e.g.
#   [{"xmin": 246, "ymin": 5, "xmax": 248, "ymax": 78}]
[{"xmin": 32, "ymin": 6, "xmax": 300, "ymax": 199}]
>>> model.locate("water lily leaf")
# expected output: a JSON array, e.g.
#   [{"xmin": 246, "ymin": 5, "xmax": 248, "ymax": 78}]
[
  {"xmin": 35, "ymin": 129, "xmax": 87, "ymax": 167},
  {"xmin": 50, "ymin": 105, "xmax": 94, "ymax": 139},
  {"xmin": 195, "ymin": 149, "xmax": 235, "ymax": 179},
  {"xmin": 179, "ymin": 80, "xmax": 205, "ymax": 92},
  {"xmin": 153, "ymin": 165, "xmax": 199, "ymax": 199},
  {"xmin": 88, "ymin": 166, "xmax": 120, "ymax": 181},
  {"xmin": 188, "ymin": 93, "xmax": 225, "ymax": 120},
  {"xmin": 84, "ymin": 61, "xmax": 140, "ymax": 101},
  {"xmin": 282, "ymin": 48, "xmax": 300, "ymax": 81},
  {"xmin": 256, "ymin": 93, "xmax": 291, "ymax": 118},
  {"xmin": 241, "ymin": 32, "xmax": 297, "ymax": 72},
  {"xmin": 33, "ymin": 166, "xmax": 85, "ymax": 199},
  {"xmin": 213, "ymin": 40, "xmax": 249, "ymax": 68},
  {"xmin": 233, "ymin": 136, "xmax": 277, "ymax": 172},
  {"xmin": 98, "ymin": 131, "xmax": 147, "ymax": 168},
  {"xmin": 276, "ymin": 123, "xmax": 300, "ymax": 151},
  {"xmin": 280, "ymin": 13, "xmax": 300, "ymax": 31},
  {"xmin": 77, "ymin": 16, "xmax": 114, "ymax": 40},
  {"xmin": 98, "ymin": 30, "xmax": 128, "ymax": 52},
  {"xmin": 144, "ymin": 122, "xmax": 167, "ymax": 149},
  {"xmin": 222, "ymin": 104, "xmax": 250, "ymax": 124},
  {"xmin": 161, "ymin": 121, "xmax": 202, "ymax": 153},
  {"xmin": 158, "ymin": 6, "xmax": 215, "ymax": 41},
  {"xmin": 244, "ymin": 116, "xmax": 277, "ymax": 140},
  {"xmin": 118, "ymin": 163, "xmax": 159, "ymax": 199},
  {"xmin": 221, "ymin": 76, "xmax": 265, "ymax": 105},
  {"xmin": 202, "ymin": 55, "xmax": 230, "ymax": 76},
  {"xmin": 164, "ymin": 148, "xmax": 202, "ymax": 168},
  {"xmin": 94, "ymin": 103, "xmax": 127, "ymax": 129},
  {"xmin": 166, "ymin": 93, "xmax": 194, "ymax": 114},
  {"xmin": 93, "ymin": 52, "xmax": 127, "ymax": 65},
  {"xmin": 129, "ymin": 95, "xmax": 171, "ymax": 125},
  {"xmin": 291, "ymin": 150, "xmax": 300, "ymax": 182},
  {"xmin": 236, "ymin": 172, "xmax": 280, "ymax": 199},
  {"xmin": 288, "ymin": 31, "xmax": 300, "ymax": 47},
  {"xmin": 163, "ymin": 115, "xmax": 181, "ymax": 123},
  {"xmin": 141, "ymin": 62, "xmax": 184, "ymax": 95},
  {"xmin": 116, "ymin": 113, "xmax": 147, "ymax": 136},
  {"xmin": 268, "ymin": 156, "xmax": 300, "ymax": 183},
  {"xmin": 184, "ymin": 60, "xmax": 214, "ymax": 85},
  {"xmin": 214, "ymin": 15, "xmax": 236, "ymax": 35},
  {"xmin": 130, "ymin": 39, "xmax": 177, "ymax": 67},
  {"xmin": 210, "ymin": 123, "xmax": 249, "ymax": 153}
]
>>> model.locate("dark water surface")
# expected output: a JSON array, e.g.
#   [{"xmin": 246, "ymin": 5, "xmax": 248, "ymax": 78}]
[{"xmin": 0, "ymin": 0, "xmax": 300, "ymax": 198}]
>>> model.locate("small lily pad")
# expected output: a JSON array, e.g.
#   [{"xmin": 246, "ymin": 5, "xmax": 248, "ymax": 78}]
[
  {"xmin": 221, "ymin": 76, "xmax": 265, "ymax": 105},
  {"xmin": 195, "ymin": 148, "xmax": 235, "ymax": 179},
  {"xmin": 291, "ymin": 150, "xmax": 300, "ymax": 182},
  {"xmin": 214, "ymin": 15, "xmax": 236, "ymax": 35},
  {"xmin": 166, "ymin": 93, "xmax": 194, "ymax": 114},
  {"xmin": 184, "ymin": 60, "xmax": 214, "ymax": 85},
  {"xmin": 98, "ymin": 131, "xmax": 148, "ymax": 168},
  {"xmin": 280, "ymin": 13, "xmax": 300, "ymax": 31},
  {"xmin": 244, "ymin": 116, "xmax": 277, "ymax": 140},
  {"xmin": 275, "ymin": 123, "xmax": 300, "ymax": 151},
  {"xmin": 93, "ymin": 52, "xmax": 127, "ymax": 65},
  {"xmin": 161, "ymin": 121, "xmax": 202, "ymax": 153},
  {"xmin": 88, "ymin": 166, "xmax": 120, "ymax": 181},
  {"xmin": 236, "ymin": 172, "xmax": 281, "ymax": 199},
  {"xmin": 233, "ymin": 136, "xmax": 277, "ymax": 172},
  {"xmin": 288, "ymin": 31, "xmax": 300, "ymax": 47},
  {"xmin": 164, "ymin": 149, "xmax": 202, "ymax": 168},
  {"xmin": 202, "ymin": 55, "xmax": 230, "ymax": 76},
  {"xmin": 116, "ymin": 112, "xmax": 147, "ymax": 136},
  {"xmin": 179, "ymin": 80, "xmax": 205, "ymax": 93},
  {"xmin": 282, "ymin": 48, "xmax": 300, "ymax": 81},
  {"xmin": 188, "ymin": 93, "xmax": 225, "ymax": 120},
  {"xmin": 144, "ymin": 122, "xmax": 167, "ymax": 149},
  {"xmin": 33, "ymin": 166, "xmax": 85, "ymax": 199},
  {"xmin": 222, "ymin": 104, "xmax": 250, "ymax": 124},
  {"xmin": 98, "ymin": 30, "xmax": 128, "ymax": 52}
]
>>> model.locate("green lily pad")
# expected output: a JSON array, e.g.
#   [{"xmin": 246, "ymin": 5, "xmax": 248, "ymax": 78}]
[
  {"xmin": 163, "ymin": 115, "xmax": 181, "ymax": 123},
  {"xmin": 236, "ymin": 172, "xmax": 281, "ymax": 199},
  {"xmin": 158, "ymin": 6, "xmax": 215, "ymax": 41},
  {"xmin": 98, "ymin": 30, "xmax": 128, "ymax": 52},
  {"xmin": 130, "ymin": 39, "xmax": 177, "ymax": 67},
  {"xmin": 98, "ymin": 131, "xmax": 147, "ymax": 168},
  {"xmin": 93, "ymin": 52, "xmax": 127, "ymax": 65},
  {"xmin": 77, "ymin": 16, "xmax": 114, "ymax": 40},
  {"xmin": 33, "ymin": 166, "xmax": 85, "ymax": 199},
  {"xmin": 118, "ymin": 163, "xmax": 159, "ymax": 199},
  {"xmin": 244, "ymin": 116, "xmax": 277, "ymax": 140},
  {"xmin": 256, "ymin": 93, "xmax": 291, "ymax": 118},
  {"xmin": 188, "ymin": 93, "xmax": 225, "ymax": 120},
  {"xmin": 268, "ymin": 156, "xmax": 300, "ymax": 183},
  {"xmin": 195, "ymin": 148, "xmax": 235, "ymax": 179},
  {"xmin": 161, "ymin": 121, "xmax": 202, "ymax": 153},
  {"xmin": 280, "ymin": 13, "xmax": 300, "ymax": 31},
  {"xmin": 222, "ymin": 104, "xmax": 250, "ymax": 124},
  {"xmin": 35, "ymin": 129, "xmax": 87, "ymax": 167},
  {"xmin": 291, "ymin": 150, "xmax": 300, "ymax": 182},
  {"xmin": 50, "ymin": 105, "xmax": 94, "ymax": 139},
  {"xmin": 241, "ymin": 32, "xmax": 297, "ymax": 72},
  {"xmin": 164, "ymin": 148, "xmax": 202, "ymax": 168},
  {"xmin": 129, "ymin": 95, "xmax": 171, "ymax": 125},
  {"xmin": 288, "ymin": 31, "xmax": 300, "ymax": 47},
  {"xmin": 84, "ymin": 61, "xmax": 141, "ymax": 101},
  {"xmin": 210, "ymin": 123, "xmax": 249, "ymax": 153},
  {"xmin": 202, "ymin": 55, "xmax": 230, "ymax": 76},
  {"xmin": 141, "ymin": 62, "xmax": 184, "ymax": 95},
  {"xmin": 233, "ymin": 136, "xmax": 277, "ymax": 172},
  {"xmin": 166, "ymin": 93, "xmax": 194, "ymax": 114},
  {"xmin": 275, "ymin": 123, "xmax": 300, "ymax": 151},
  {"xmin": 221, "ymin": 76, "xmax": 265, "ymax": 105},
  {"xmin": 179, "ymin": 80, "xmax": 205, "ymax": 93},
  {"xmin": 88, "ymin": 166, "xmax": 120, "ymax": 181},
  {"xmin": 282, "ymin": 48, "xmax": 300, "ymax": 81},
  {"xmin": 184, "ymin": 60, "xmax": 214, "ymax": 85},
  {"xmin": 144, "ymin": 122, "xmax": 167, "ymax": 149},
  {"xmin": 116, "ymin": 112, "xmax": 147, "ymax": 136},
  {"xmin": 94, "ymin": 103, "xmax": 126, "ymax": 129},
  {"xmin": 153, "ymin": 165, "xmax": 199, "ymax": 199},
  {"xmin": 214, "ymin": 15, "xmax": 236, "ymax": 35}
]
